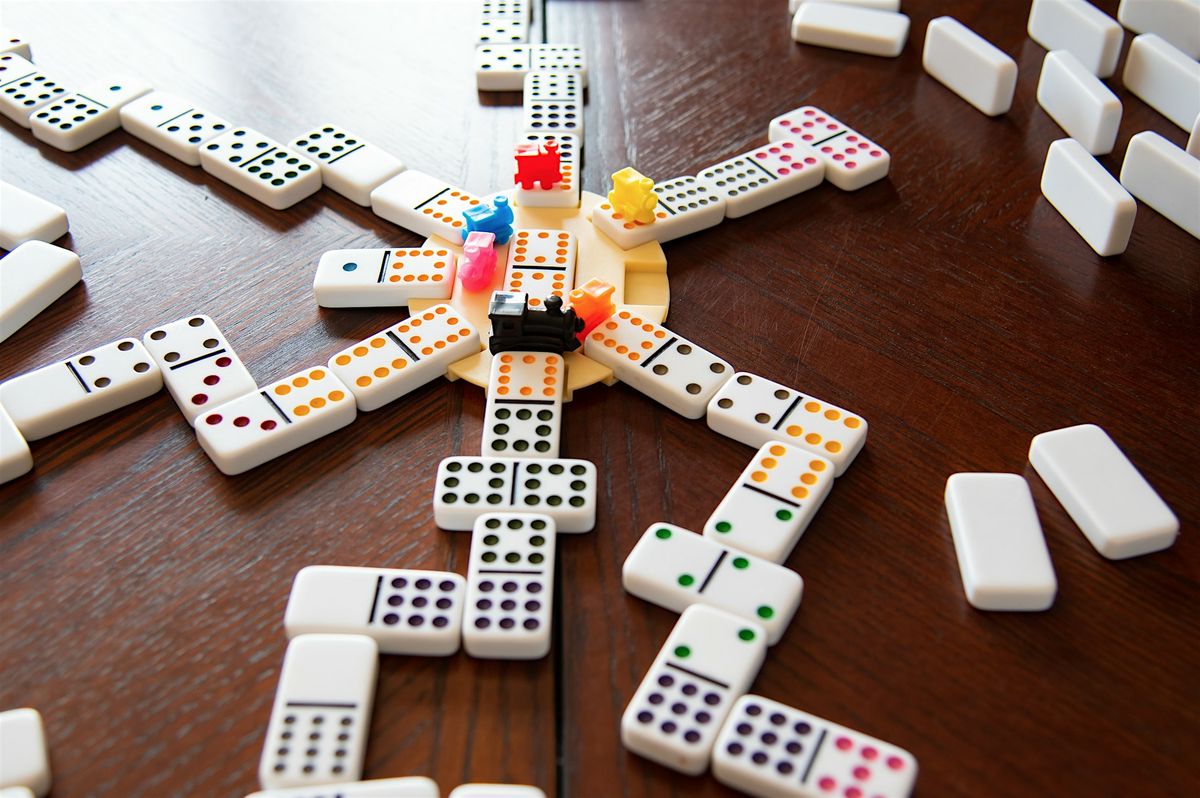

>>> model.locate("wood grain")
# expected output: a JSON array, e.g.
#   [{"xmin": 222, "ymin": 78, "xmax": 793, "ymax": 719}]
[{"xmin": 1, "ymin": 2, "xmax": 1197, "ymax": 797}]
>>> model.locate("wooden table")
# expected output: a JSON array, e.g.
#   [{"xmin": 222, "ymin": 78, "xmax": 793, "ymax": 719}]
[{"xmin": 2, "ymin": 2, "xmax": 1196, "ymax": 796}]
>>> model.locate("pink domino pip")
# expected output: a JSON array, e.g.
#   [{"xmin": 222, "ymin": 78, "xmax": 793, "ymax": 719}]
[{"xmin": 768, "ymin": 106, "xmax": 890, "ymax": 190}]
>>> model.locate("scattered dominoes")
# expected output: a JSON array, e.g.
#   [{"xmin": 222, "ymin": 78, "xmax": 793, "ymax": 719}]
[
  {"xmin": 514, "ymin": 132, "xmax": 580, "ymax": 209},
  {"xmin": 704, "ymin": 441, "xmax": 836, "ymax": 563},
  {"xmin": 582, "ymin": 309, "xmax": 733, "ymax": 418},
  {"xmin": 0, "ymin": 241, "xmax": 81, "ymax": 343},
  {"xmin": 0, "ymin": 708, "xmax": 50, "ymax": 796},
  {"xmin": 463, "ymin": 512, "xmax": 556, "ymax": 659},
  {"xmin": 119, "ymin": 91, "xmax": 232, "ymax": 166},
  {"xmin": 450, "ymin": 786, "xmax": 545, "ymax": 798},
  {"xmin": 944, "ymin": 473, "xmax": 1057, "ymax": 611},
  {"xmin": 590, "ymin": 175, "xmax": 725, "ymax": 249},
  {"xmin": 767, "ymin": 106, "xmax": 890, "ymax": 190},
  {"xmin": 314, "ymin": 244, "xmax": 457, "ymax": 308},
  {"xmin": 258, "ymin": 634, "xmax": 378, "ymax": 790},
  {"xmin": 790, "ymin": 1, "xmax": 910, "ymax": 58},
  {"xmin": 142, "ymin": 314, "xmax": 257, "ymax": 425},
  {"xmin": 199, "ymin": 127, "xmax": 322, "ymax": 210},
  {"xmin": 0, "ymin": 53, "xmax": 67, "ymax": 128},
  {"xmin": 707, "ymin": 372, "xmax": 867, "ymax": 476},
  {"xmin": 698, "ymin": 141, "xmax": 825, "ymax": 218},
  {"xmin": 1122, "ymin": 33, "xmax": 1200, "ymax": 131},
  {"xmin": 922, "ymin": 16, "xmax": 1018, "ymax": 116},
  {"xmin": 482, "ymin": 351, "xmax": 564, "ymax": 458},
  {"xmin": 1029, "ymin": 424, "xmax": 1179, "ymax": 559},
  {"xmin": 475, "ymin": 44, "xmax": 587, "ymax": 91},
  {"xmin": 621, "ymin": 605, "xmax": 767, "ymax": 775},
  {"xmin": 370, "ymin": 170, "xmax": 483, "ymax": 242},
  {"xmin": 622, "ymin": 523, "xmax": 803, "ymax": 645},
  {"xmin": 247, "ymin": 777, "xmax": 440, "ymax": 798},
  {"xmin": 1041, "ymin": 138, "xmax": 1136, "ymax": 256},
  {"xmin": 0, "ymin": 337, "xmax": 162, "ymax": 441},
  {"xmin": 433, "ymin": 456, "xmax": 597, "ymax": 532},
  {"xmin": 1119, "ymin": 131, "xmax": 1200, "ymax": 239},
  {"xmin": 285, "ymin": 566, "xmax": 466, "ymax": 655},
  {"xmin": 29, "ymin": 79, "xmax": 151, "ymax": 152},
  {"xmin": 1027, "ymin": 0, "xmax": 1123, "ymax": 78},
  {"xmin": 1035, "ymin": 50, "xmax": 1122, "ymax": 156},
  {"xmin": 503, "ymin": 229, "xmax": 577, "ymax": 307},
  {"xmin": 194, "ymin": 366, "xmax": 356, "ymax": 475},
  {"xmin": 0, "ymin": 402, "xmax": 33, "ymax": 484},
  {"xmin": 0, "ymin": 30, "xmax": 31, "ymax": 60},
  {"xmin": 0, "ymin": 181, "xmax": 68, "ymax": 250},
  {"xmin": 712, "ymin": 695, "xmax": 918, "ymax": 798},
  {"xmin": 327, "ymin": 304, "xmax": 480, "ymax": 411},
  {"xmin": 1117, "ymin": 0, "xmax": 1200, "ymax": 60},
  {"xmin": 292, "ymin": 125, "xmax": 405, "ymax": 206}
]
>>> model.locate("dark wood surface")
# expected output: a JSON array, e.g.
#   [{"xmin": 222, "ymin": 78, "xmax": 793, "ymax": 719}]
[{"xmin": 1, "ymin": 1, "xmax": 1196, "ymax": 796}]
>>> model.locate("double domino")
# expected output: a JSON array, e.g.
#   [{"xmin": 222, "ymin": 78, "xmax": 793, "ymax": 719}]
[
  {"xmin": 698, "ymin": 141, "xmax": 825, "ymax": 218},
  {"xmin": 768, "ymin": 106, "xmax": 891, "ymax": 191}
]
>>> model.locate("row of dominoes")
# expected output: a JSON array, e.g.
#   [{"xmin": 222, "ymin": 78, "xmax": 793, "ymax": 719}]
[
  {"xmin": 946, "ymin": 423, "xmax": 1179, "ymax": 612},
  {"xmin": 616, "ymin": 604, "xmax": 918, "ymax": 796},
  {"xmin": 0, "ymin": 708, "xmax": 50, "ymax": 797},
  {"xmin": 590, "ymin": 104, "xmax": 890, "ymax": 251}
]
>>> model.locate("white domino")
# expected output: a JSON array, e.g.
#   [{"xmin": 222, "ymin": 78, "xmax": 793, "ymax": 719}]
[
  {"xmin": 450, "ymin": 786, "xmax": 545, "ymax": 798},
  {"xmin": 1122, "ymin": 33, "xmax": 1200, "ymax": 131},
  {"xmin": 370, "ymin": 170, "xmax": 483, "ymax": 243},
  {"xmin": 1027, "ymin": 0, "xmax": 1123, "ymax": 78},
  {"xmin": 475, "ymin": 44, "xmax": 587, "ymax": 91},
  {"xmin": 922, "ymin": 16, "xmax": 1018, "ymax": 116},
  {"xmin": 524, "ymin": 70, "xmax": 582, "ymax": 102},
  {"xmin": 291, "ymin": 125, "xmax": 405, "ymax": 206},
  {"xmin": 522, "ymin": 70, "xmax": 582, "ymax": 136},
  {"xmin": 195, "ymin": 366, "xmax": 356, "ymax": 475},
  {"xmin": 463, "ymin": 512, "xmax": 556, "ymax": 659},
  {"xmin": 482, "ymin": 351, "xmax": 564, "ymax": 458},
  {"xmin": 621, "ymin": 605, "xmax": 767, "ymax": 776},
  {"xmin": 514, "ymin": 132, "xmax": 580, "ymax": 209},
  {"xmin": 0, "ymin": 53, "xmax": 67, "ymax": 128},
  {"xmin": 199, "ymin": 127, "xmax": 322, "ymax": 210},
  {"xmin": 481, "ymin": 0, "xmax": 531, "ymax": 20},
  {"xmin": 0, "ymin": 338, "xmax": 161, "ymax": 441},
  {"xmin": 0, "ymin": 788, "xmax": 34, "ymax": 798},
  {"xmin": 119, "ymin": 91, "xmax": 232, "ymax": 166},
  {"xmin": 790, "ymin": 2, "xmax": 910, "ymax": 58},
  {"xmin": 0, "ymin": 182, "xmax": 68, "ymax": 250},
  {"xmin": 503, "ymin": 229, "xmax": 576, "ymax": 307},
  {"xmin": 1120, "ymin": 131, "xmax": 1200, "ymax": 239},
  {"xmin": 30, "ymin": 79, "xmax": 151, "ymax": 152},
  {"xmin": 944, "ymin": 473, "xmax": 1057, "ymax": 611},
  {"xmin": 327, "ymin": 304, "xmax": 480, "ymax": 412},
  {"xmin": 285, "ymin": 566, "xmax": 465, "ymax": 656},
  {"xmin": 1118, "ymin": 0, "xmax": 1200, "ymax": 60},
  {"xmin": 590, "ymin": 175, "xmax": 725, "ymax": 249},
  {"xmin": 247, "ymin": 777, "xmax": 440, "ymax": 798},
  {"xmin": 142, "ymin": 314, "xmax": 257, "ymax": 425},
  {"xmin": 713, "ymin": 695, "xmax": 918, "ymax": 798},
  {"xmin": 0, "ymin": 403, "xmax": 32, "ymax": 484},
  {"xmin": 704, "ymin": 441, "xmax": 836, "ymax": 563},
  {"xmin": 698, "ymin": 141, "xmax": 825, "ymax": 218},
  {"xmin": 706, "ymin": 372, "xmax": 867, "ymax": 476},
  {"xmin": 0, "ymin": 31, "xmax": 31, "ymax": 60},
  {"xmin": 1036, "ymin": 50, "xmax": 1122, "ymax": 155},
  {"xmin": 1040, "ymin": 138, "xmax": 1136, "ymax": 256},
  {"xmin": 433, "ymin": 455, "xmax": 597, "ymax": 532},
  {"xmin": 1029, "ymin": 424, "xmax": 1179, "ymax": 559},
  {"xmin": 314, "ymin": 244, "xmax": 457, "ymax": 308},
  {"xmin": 258, "ymin": 634, "xmax": 378, "ymax": 790},
  {"xmin": 478, "ymin": 16, "xmax": 529, "ymax": 47},
  {"xmin": 0, "ymin": 241, "xmax": 81, "ymax": 343},
  {"xmin": 583, "ymin": 308, "xmax": 733, "ymax": 418},
  {"xmin": 791, "ymin": 0, "xmax": 899, "ymax": 13},
  {"xmin": 767, "ymin": 106, "xmax": 890, "ymax": 190},
  {"xmin": 622, "ymin": 522, "xmax": 803, "ymax": 645},
  {"xmin": 0, "ymin": 708, "xmax": 50, "ymax": 796}
]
